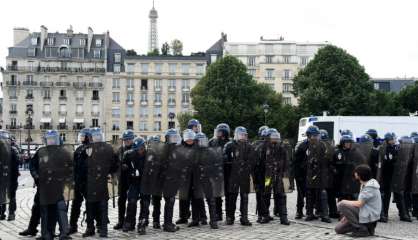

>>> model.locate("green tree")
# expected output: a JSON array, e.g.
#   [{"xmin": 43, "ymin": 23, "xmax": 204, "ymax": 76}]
[
  {"xmin": 191, "ymin": 56, "xmax": 292, "ymax": 139},
  {"xmin": 397, "ymin": 82, "xmax": 418, "ymax": 114},
  {"xmin": 293, "ymin": 45, "xmax": 373, "ymax": 116},
  {"xmin": 369, "ymin": 90, "xmax": 407, "ymax": 115},
  {"xmin": 176, "ymin": 112, "xmax": 194, "ymax": 131},
  {"xmin": 161, "ymin": 42, "xmax": 170, "ymax": 56},
  {"xmin": 147, "ymin": 48, "xmax": 160, "ymax": 56},
  {"xmin": 126, "ymin": 49, "xmax": 137, "ymax": 56},
  {"xmin": 171, "ymin": 39, "xmax": 183, "ymax": 56}
]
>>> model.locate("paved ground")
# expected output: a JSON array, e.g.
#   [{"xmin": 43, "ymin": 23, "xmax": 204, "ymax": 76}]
[{"xmin": 0, "ymin": 171, "xmax": 417, "ymax": 240}]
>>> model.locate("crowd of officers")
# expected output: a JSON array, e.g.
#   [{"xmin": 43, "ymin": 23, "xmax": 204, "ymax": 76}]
[{"xmin": 0, "ymin": 119, "xmax": 417, "ymax": 239}]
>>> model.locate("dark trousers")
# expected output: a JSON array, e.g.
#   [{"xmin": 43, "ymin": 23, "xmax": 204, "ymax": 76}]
[
  {"xmin": 191, "ymin": 197, "xmax": 207, "ymax": 222},
  {"xmin": 327, "ymin": 188, "xmax": 338, "ymax": 216},
  {"xmin": 152, "ymin": 195, "xmax": 176, "ymax": 225},
  {"xmin": 117, "ymin": 178, "xmax": 129, "ymax": 224},
  {"xmin": 380, "ymin": 189, "xmax": 409, "ymax": 219},
  {"xmin": 125, "ymin": 184, "xmax": 150, "ymax": 226},
  {"xmin": 179, "ymin": 182, "xmax": 207, "ymax": 222},
  {"xmin": 306, "ymin": 188, "xmax": 329, "ymax": 218},
  {"xmin": 411, "ymin": 194, "xmax": 418, "ymax": 217},
  {"xmin": 69, "ymin": 185, "xmax": 84, "ymax": 228},
  {"xmin": 258, "ymin": 187, "xmax": 288, "ymax": 220},
  {"xmin": 0, "ymin": 183, "xmax": 17, "ymax": 217},
  {"xmin": 41, "ymin": 200, "xmax": 69, "ymax": 239},
  {"xmin": 27, "ymin": 189, "xmax": 41, "ymax": 232},
  {"xmin": 226, "ymin": 192, "xmax": 249, "ymax": 221},
  {"xmin": 215, "ymin": 197, "xmax": 223, "ymax": 220},
  {"xmin": 295, "ymin": 177, "xmax": 306, "ymax": 213},
  {"xmin": 86, "ymin": 200, "xmax": 108, "ymax": 234}
]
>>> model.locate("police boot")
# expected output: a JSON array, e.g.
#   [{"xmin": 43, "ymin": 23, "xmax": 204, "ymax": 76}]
[
  {"xmin": 19, "ymin": 229, "xmax": 38, "ymax": 236},
  {"xmin": 68, "ymin": 226, "xmax": 77, "ymax": 235},
  {"xmin": 295, "ymin": 210, "xmax": 304, "ymax": 219},
  {"xmin": 395, "ymin": 196, "xmax": 412, "ymax": 222},
  {"xmin": 207, "ymin": 198, "xmax": 218, "ymax": 229},
  {"xmin": 7, "ymin": 213, "xmax": 15, "ymax": 221},
  {"xmin": 319, "ymin": 190, "xmax": 331, "ymax": 223},
  {"xmin": 82, "ymin": 228, "xmax": 95, "ymax": 238},
  {"xmin": 163, "ymin": 223, "xmax": 179, "ymax": 232},
  {"xmin": 278, "ymin": 195, "xmax": 290, "ymax": 225},
  {"xmin": 0, "ymin": 205, "xmax": 5, "ymax": 220},
  {"xmin": 123, "ymin": 202, "xmax": 137, "ymax": 232},
  {"xmin": 137, "ymin": 219, "xmax": 147, "ymax": 235},
  {"xmin": 305, "ymin": 190, "xmax": 317, "ymax": 221},
  {"xmin": 239, "ymin": 194, "xmax": 252, "ymax": 226}
]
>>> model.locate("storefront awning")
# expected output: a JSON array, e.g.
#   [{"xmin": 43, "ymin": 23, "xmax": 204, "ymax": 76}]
[
  {"xmin": 59, "ymin": 117, "xmax": 66, "ymax": 123},
  {"xmin": 40, "ymin": 118, "xmax": 52, "ymax": 123},
  {"xmin": 73, "ymin": 118, "xmax": 84, "ymax": 123}
]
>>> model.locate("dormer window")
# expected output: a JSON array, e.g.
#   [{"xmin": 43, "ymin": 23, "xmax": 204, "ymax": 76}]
[
  {"xmin": 47, "ymin": 37, "xmax": 54, "ymax": 45},
  {"xmin": 64, "ymin": 38, "xmax": 71, "ymax": 45},
  {"xmin": 31, "ymin": 37, "xmax": 38, "ymax": 45},
  {"xmin": 95, "ymin": 39, "xmax": 102, "ymax": 47},
  {"xmin": 93, "ymin": 49, "xmax": 101, "ymax": 58},
  {"xmin": 59, "ymin": 46, "xmax": 70, "ymax": 58},
  {"xmin": 80, "ymin": 39, "xmax": 86, "ymax": 46}
]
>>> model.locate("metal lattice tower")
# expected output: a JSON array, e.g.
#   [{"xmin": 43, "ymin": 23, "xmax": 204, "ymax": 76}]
[{"xmin": 148, "ymin": 0, "xmax": 158, "ymax": 52}]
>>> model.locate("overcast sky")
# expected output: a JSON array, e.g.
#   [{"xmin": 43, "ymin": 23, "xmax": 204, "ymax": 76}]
[{"xmin": 0, "ymin": 0, "xmax": 417, "ymax": 80}]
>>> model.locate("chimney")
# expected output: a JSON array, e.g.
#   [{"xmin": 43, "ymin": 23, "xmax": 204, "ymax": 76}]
[
  {"xmin": 87, "ymin": 27, "xmax": 93, "ymax": 53},
  {"xmin": 13, "ymin": 27, "xmax": 30, "ymax": 46},
  {"xmin": 67, "ymin": 25, "xmax": 74, "ymax": 36},
  {"xmin": 40, "ymin": 25, "xmax": 48, "ymax": 51}
]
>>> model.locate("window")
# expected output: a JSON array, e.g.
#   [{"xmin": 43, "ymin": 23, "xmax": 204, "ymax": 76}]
[
  {"xmin": 155, "ymin": 63, "xmax": 162, "ymax": 75},
  {"xmin": 127, "ymin": 93, "xmax": 134, "ymax": 102},
  {"xmin": 10, "ymin": 118, "xmax": 17, "ymax": 128},
  {"xmin": 31, "ymin": 37, "xmax": 38, "ymax": 45},
  {"xmin": 265, "ymin": 69, "xmax": 275, "ymax": 80},
  {"xmin": 127, "ymin": 79, "xmax": 134, "ymax": 89},
  {"xmin": 60, "ymin": 90, "xmax": 66, "ymax": 98},
  {"xmin": 141, "ymin": 63, "xmax": 149, "ymax": 74},
  {"xmin": 114, "ymin": 53, "xmax": 121, "ymax": 63},
  {"xmin": 301, "ymin": 56, "xmax": 309, "ymax": 66},
  {"xmin": 112, "ymin": 108, "xmax": 120, "ymax": 118},
  {"xmin": 153, "ymin": 107, "xmax": 161, "ymax": 117},
  {"xmin": 283, "ymin": 55, "xmax": 290, "ymax": 64},
  {"xmin": 139, "ymin": 122, "xmax": 148, "ymax": 131},
  {"xmin": 43, "ymin": 104, "xmax": 51, "ymax": 113},
  {"xmin": 283, "ymin": 97, "xmax": 292, "ymax": 105},
  {"xmin": 76, "ymin": 104, "xmax": 83, "ymax": 114},
  {"xmin": 265, "ymin": 44, "xmax": 274, "ymax": 53},
  {"xmin": 10, "ymin": 103, "xmax": 17, "ymax": 112},
  {"xmin": 247, "ymin": 56, "xmax": 256, "ymax": 66},
  {"xmin": 9, "ymin": 88, "xmax": 17, "ymax": 99},
  {"xmin": 26, "ymin": 89, "xmax": 33, "ymax": 99},
  {"xmin": 154, "ymin": 121, "xmax": 161, "ymax": 131},
  {"xmin": 140, "ymin": 107, "xmax": 148, "ymax": 117},
  {"xmin": 59, "ymin": 104, "xmax": 66, "ymax": 113},
  {"xmin": 182, "ymin": 79, "xmax": 190, "ymax": 90},
  {"xmin": 182, "ymin": 93, "xmax": 190, "ymax": 104},
  {"xmin": 60, "ymin": 47, "xmax": 70, "ymax": 58},
  {"xmin": 154, "ymin": 93, "xmax": 161, "ymax": 103},
  {"xmin": 80, "ymin": 39, "xmax": 86, "ymax": 46},
  {"xmin": 126, "ymin": 106, "xmax": 134, "ymax": 117},
  {"xmin": 168, "ymin": 79, "xmax": 176, "ymax": 90},
  {"xmin": 182, "ymin": 64, "xmax": 190, "ymax": 75},
  {"xmin": 95, "ymin": 39, "xmax": 102, "ymax": 47},
  {"xmin": 42, "ymin": 88, "xmax": 51, "ymax": 99},
  {"xmin": 169, "ymin": 63, "xmax": 176, "ymax": 75},
  {"xmin": 76, "ymin": 90, "xmax": 83, "ymax": 100},
  {"xmin": 93, "ymin": 49, "xmax": 101, "ymax": 58},
  {"xmin": 126, "ymin": 63, "xmax": 135, "ymax": 73},
  {"xmin": 60, "ymin": 133, "xmax": 66, "ymax": 142},
  {"xmin": 283, "ymin": 83, "xmax": 293, "ymax": 93},
  {"xmin": 112, "ymin": 135, "xmax": 119, "ymax": 144},
  {"xmin": 112, "ymin": 78, "xmax": 120, "ymax": 89},
  {"xmin": 112, "ymin": 121, "xmax": 120, "ymax": 131},
  {"xmin": 210, "ymin": 54, "xmax": 217, "ymax": 63},
  {"xmin": 92, "ymin": 90, "xmax": 99, "ymax": 100},
  {"xmin": 248, "ymin": 69, "xmax": 256, "ymax": 77},
  {"xmin": 26, "ymin": 75, "xmax": 33, "ymax": 83},
  {"xmin": 47, "ymin": 37, "xmax": 54, "ymax": 45},
  {"xmin": 92, "ymin": 119, "xmax": 99, "ymax": 127},
  {"xmin": 126, "ymin": 121, "xmax": 134, "ymax": 130},
  {"xmin": 373, "ymin": 83, "xmax": 380, "ymax": 90},
  {"xmin": 64, "ymin": 38, "xmax": 71, "ymax": 45},
  {"xmin": 141, "ymin": 79, "xmax": 148, "ymax": 90},
  {"xmin": 140, "ymin": 94, "xmax": 148, "ymax": 103},
  {"xmin": 154, "ymin": 79, "xmax": 162, "ymax": 90},
  {"xmin": 168, "ymin": 94, "xmax": 176, "ymax": 105},
  {"xmin": 112, "ymin": 92, "xmax": 120, "ymax": 103},
  {"xmin": 28, "ymin": 48, "xmax": 36, "ymax": 57},
  {"xmin": 283, "ymin": 69, "xmax": 292, "ymax": 80},
  {"xmin": 113, "ymin": 64, "xmax": 120, "ymax": 73},
  {"xmin": 265, "ymin": 55, "xmax": 273, "ymax": 64},
  {"xmin": 196, "ymin": 64, "xmax": 204, "ymax": 75}
]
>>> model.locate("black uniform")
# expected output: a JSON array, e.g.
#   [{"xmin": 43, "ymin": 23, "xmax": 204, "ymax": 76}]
[
  {"xmin": 223, "ymin": 140, "xmax": 255, "ymax": 225},
  {"xmin": 122, "ymin": 149, "xmax": 150, "ymax": 233},
  {"xmin": 0, "ymin": 145, "xmax": 19, "ymax": 220},
  {"xmin": 208, "ymin": 137, "xmax": 229, "ymax": 221},
  {"xmin": 292, "ymin": 140, "xmax": 308, "ymax": 217},
  {"xmin": 115, "ymin": 144, "xmax": 132, "ymax": 229},
  {"xmin": 254, "ymin": 141, "xmax": 289, "ymax": 224}
]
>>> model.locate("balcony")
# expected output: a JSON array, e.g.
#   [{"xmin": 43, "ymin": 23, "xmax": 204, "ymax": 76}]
[
  {"xmin": 126, "ymin": 99, "xmax": 134, "ymax": 105},
  {"xmin": 59, "ymin": 96, "xmax": 67, "ymax": 101},
  {"xmin": 168, "ymin": 100, "xmax": 176, "ymax": 106},
  {"xmin": 43, "ymin": 96, "xmax": 51, "ymax": 101},
  {"xmin": 9, "ymin": 110, "xmax": 17, "ymax": 115},
  {"xmin": 40, "ymin": 82, "xmax": 53, "ymax": 87},
  {"xmin": 126, "ymin": 114, "xmax": 134, "ymax": 118},
  {"xmin": 168, "ymin": 86, "xmax": 176, "ymax": 92},
  {"xmin": 6, "ymin": 125, "xmax": 18, "ymax": 130},
  {"xmin": 112, "ymin": 126, "xmax": 120, "ymax": 131},
  {"xmin": 73, "ymin": 125, "xmax": 86, "ymax": 130},
  {"xmin": 140, "ymin": 100, "xmax": 148, "ymax": 106},
  {"xmin": 154, "ymin": 101, "xmax": 162, "ymax": 106},
  {"xmin": 40, "ymin": 125, "xmax": 52, "ymax": 130},
  {"xmin": 75, "ymin": 112, "xmax": 83, "ymax": 117},
  {"xmin": 42, "ymin": 111, "xmax": 51, "ymax": 116},
  {"xmin": 89, "ymin": 82, "xmax": 103, "ymax": 88},
  {"xmin": 91, "ymin": 112, "xmax": 100, "ymax": 117},
  {"xmin": 6, "ymin": 65, "xmax": 106, "ymax": 73},
  {"xmin": 9, "ymin": 96, "xmax": 18, "ymax": 100},
  {"xmin": 76, "ymin": 97, "xmax": 84, "ymax": 101},
  {"xmin": 25, "ymin": 95, "xmax": 34, "ymax": 100},
  {"xmin": 57, "ymin": 125, "xmax": 68, "ymax": 130},
  {"xmin": 55, "ymin": 82, "xmax": 71, "ymax": 87},
  {"xmin": 153, "ymin": 113, "xmax": 162, "ymax": 118},
  {"xmin": 5, "ymin": 81, "xmax": 19, "ymax": 86},
  {"xmin": 92, "ymin": 97, "xmax": 100, "ymax": 101},
  {"xmin": 182, "ymin": 86, "xmax": 190, "ymax": 92},
  {"xmin": 140, "ymin": 86, "xmax": 148, "ymax": 91},
  {"xmin": 140, "ymin": 114, "xmax": 149, "ymax": 118},
  {"xmin": 73, "ymin": 82, "xmax": 86, "ymax": 89},
  {"xmin": 182, "ymin": 101, "xmax": 190, "ymax": 106},
  {"xmin": 154, "ymin": 86, "xmax": 161, "ymax": 92},
  {"xmin": 22, "ymin": 81, "xmax": 37, "ymax": 86},
  {"xmin": 265, "ymin": 77, "xmax": 275, "ymax": 81},
  {"xmin": 59, "ymin": 111, "xmax": 67, "ymax": 116},
  {"xmin": 126, "ymin": 85, "xmax": 135, "ymax": 91},
  {"xmin": 281, "ymin": 77, "xmax": 293, "ymax": 81}
]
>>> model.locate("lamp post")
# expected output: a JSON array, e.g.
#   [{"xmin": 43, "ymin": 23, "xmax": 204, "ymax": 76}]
[
  {"xmin": 262, "ymin": 103, "xmax": 269, "ymax": 125},
  {"xmin": 26, "ymin": 106, "xmax": 33, "ymax": 158},
  {"xmin": 168, "ymin": 112, "xmax": 176, "ymax": 129}
]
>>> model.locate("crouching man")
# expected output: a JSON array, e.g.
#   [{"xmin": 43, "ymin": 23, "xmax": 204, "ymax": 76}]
[{"xmin": 335, "ymin": 164, "xmax": 381, "ymax": 237}]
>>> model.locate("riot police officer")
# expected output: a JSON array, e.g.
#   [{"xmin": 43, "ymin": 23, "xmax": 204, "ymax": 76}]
[
  {"xmin": 68, "ymin": 128, "xmax": 91, "ymax": 234},
  {"xmin": 254, "ymin": 128, "xmax": 290, "ymax": 225},
  {"xmin": 122, "ymin": 137, "xmax": 150, "ymax": 234},
  {"xmin": 366, "ymin": 129, "xmax": 381, "ymax": 179},
  {"xmin": 223, "ymin": 127, "xmax": 254, "ymax": 226},
  {"xmin": 208, "ymin": 123, "xmax": 231, "ymax": 221},
  {"xmin": 378, "ymin": 133, "xmax": 412, "ymax": 223},
  {"xmin": 114, "ymin": 130, "xmax": 135, "ymax": 230},
  {"xmin": 0, "ymin": 130, "xmax": 19, "ymax": 222}
]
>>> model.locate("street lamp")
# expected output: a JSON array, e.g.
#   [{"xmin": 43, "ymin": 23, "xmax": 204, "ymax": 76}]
[
  {"xmin": 262, "ymin": 103, "xmax": 269, "ymax": 125},
  {"xmin": 168, "ymin": 112, "xmax": 176, "ymax": 129},
  {"xmin": 26, "ymin": 106, "xmax": 33, "ymax": 158}
]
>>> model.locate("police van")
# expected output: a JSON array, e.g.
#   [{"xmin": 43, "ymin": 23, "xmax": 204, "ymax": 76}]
[{"xmin": 298, "ymin": 115, "xmax": 418, "ymax": 144}]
